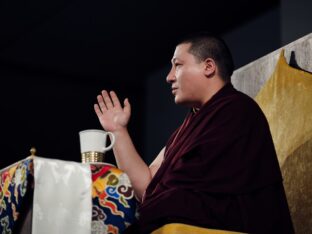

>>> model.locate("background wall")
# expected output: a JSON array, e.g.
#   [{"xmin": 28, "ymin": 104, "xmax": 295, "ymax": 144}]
[
  {"xmin": 0, "ymin": 68, "xmax": 144, "ymax": 166},
  {"xmin": 0, "ymin": 0, "xmax": 311, "ymax": 168},
  {"xmin": 281, "ymin": 0, "xmax": 312, "ymax": 45}
]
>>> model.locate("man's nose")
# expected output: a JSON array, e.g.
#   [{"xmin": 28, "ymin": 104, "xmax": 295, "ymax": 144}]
[{"xmin": 166, "ymin": 68, "xmax": 175, "ymax": 83}]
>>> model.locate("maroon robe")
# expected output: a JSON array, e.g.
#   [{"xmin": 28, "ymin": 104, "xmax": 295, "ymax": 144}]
[{"xmin": 137, "ymin": 83, "xmax": 294, "ymax": 233}]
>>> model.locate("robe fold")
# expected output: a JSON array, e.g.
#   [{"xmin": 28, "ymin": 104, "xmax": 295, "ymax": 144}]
[{"xmin": 137, "ymin": 83, "xmax": 294, "ymax": 233}]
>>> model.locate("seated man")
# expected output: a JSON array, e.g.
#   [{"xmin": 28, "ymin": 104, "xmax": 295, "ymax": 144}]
[{"xmin": 94, "ymin": 32, "xmax": 294, "ymax": 233}]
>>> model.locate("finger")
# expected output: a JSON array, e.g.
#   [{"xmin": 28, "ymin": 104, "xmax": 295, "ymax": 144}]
[
  {"xmin": 102, "ymin": 90, "xmax": 113, "ymax": 109},
  {"xmin": 110, "ymin": 91, "xmax": 121, "ymax": 108},
  {"xmin": 97, "ymin": 94, "xmax": 107, "ymax": 111},
  {"xmin": 94, "ymin": 104, "xmax": 103, "ymax": 117},
  {"xmin": 123, "ymin": 98, "xmax": 131, "ymax": 116}
]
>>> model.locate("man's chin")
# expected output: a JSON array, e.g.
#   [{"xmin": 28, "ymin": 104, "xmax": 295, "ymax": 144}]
[
  {"xmin": 174, "ymin": 97, "xmax": 189, "ymax": 107},
  {"xmin": 174, "ymin": 97, "xmax": 182, "ymax": 105}
]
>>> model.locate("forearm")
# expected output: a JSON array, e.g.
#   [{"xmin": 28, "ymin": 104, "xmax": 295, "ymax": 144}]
[{"xmin": 112, "ymin": 128, "xmax": 152, "ymax": 200}]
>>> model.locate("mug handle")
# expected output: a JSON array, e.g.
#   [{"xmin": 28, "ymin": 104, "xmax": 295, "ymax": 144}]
[{"xmin": 102, "ymin": 132, "xmax": 115, "ymax": 151}]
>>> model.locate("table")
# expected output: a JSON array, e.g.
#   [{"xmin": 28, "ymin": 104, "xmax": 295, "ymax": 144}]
[{"xmin": 0, "ymin": 156, "xmax": 137, "ymax": 234}]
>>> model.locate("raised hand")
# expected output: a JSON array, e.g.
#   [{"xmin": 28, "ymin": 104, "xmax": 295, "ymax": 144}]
[{"xmin": 94, "ymin": 90, "xmax": 131, "ymax": 132}]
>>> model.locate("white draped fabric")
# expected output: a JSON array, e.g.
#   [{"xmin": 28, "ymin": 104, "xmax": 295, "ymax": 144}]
[{"xmin": 32, "ymin": 157, "xmax": 92, "ymax": 234}]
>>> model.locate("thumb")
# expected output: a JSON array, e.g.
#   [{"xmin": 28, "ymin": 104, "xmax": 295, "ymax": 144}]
[{"xmin": 123, "ymin": 98, "xmax": 131, "ymax": 115}]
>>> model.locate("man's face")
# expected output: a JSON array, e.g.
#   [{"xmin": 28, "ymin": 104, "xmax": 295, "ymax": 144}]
[{"xmin": 167, "ymin": 43, "xmax": 207, "ymax": 107}]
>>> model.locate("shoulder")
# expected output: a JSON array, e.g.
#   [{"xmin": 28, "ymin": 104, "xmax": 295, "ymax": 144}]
[
  {"xmin": 215, "ymin": 86, "xmax": 268, "ymax": 124},
  {"xmin": 199, "ymin": 84, "xmax": 267, "ymax": 125},
  {"xmin": 235, "ymin": 90, "xmax": 258, "ymax": 106},
  {"xmin": 226, "ymin": 87, "xmax": 262, "ymax": 111},
  {"xmin": 230, "ymin": 89, "xmax": 269, "ymax": 126}
]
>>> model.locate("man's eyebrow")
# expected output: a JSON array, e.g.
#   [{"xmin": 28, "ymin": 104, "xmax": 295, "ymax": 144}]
[{"xmin": 171, "ymin": 58, "xmax": 178, "ymax": 64}]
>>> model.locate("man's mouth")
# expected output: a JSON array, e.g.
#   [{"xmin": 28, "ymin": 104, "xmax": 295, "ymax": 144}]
[{"xmin": 171, "ymin": 87, "xmax": 178, "ymax": 94}]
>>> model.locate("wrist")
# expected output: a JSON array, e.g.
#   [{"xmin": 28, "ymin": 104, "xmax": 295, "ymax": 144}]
[{"xmin": 112, "ymin": 127, "xmax": 129, "ymax": 137}]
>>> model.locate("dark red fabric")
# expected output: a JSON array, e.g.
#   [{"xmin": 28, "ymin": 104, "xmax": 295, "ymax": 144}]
[{"xmin": 137, "ymin": 83, "xmax": 294, "ymax": 233}]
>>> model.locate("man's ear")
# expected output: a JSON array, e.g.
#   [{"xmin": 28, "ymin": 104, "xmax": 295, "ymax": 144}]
[{"xmin": 203, "ymin": 58, "xmax": 216, "ymax": 78}]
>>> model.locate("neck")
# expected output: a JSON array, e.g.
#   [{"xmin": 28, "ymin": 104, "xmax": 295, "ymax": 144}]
[{"xmin": 200, "ymin": 77, "xmax": 227, "ymax": 107}]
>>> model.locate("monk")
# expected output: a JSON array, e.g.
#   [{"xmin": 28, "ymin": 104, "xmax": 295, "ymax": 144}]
[{"xmin": 94, "ymin": 32, "xmax": 294, "ymax": 233}]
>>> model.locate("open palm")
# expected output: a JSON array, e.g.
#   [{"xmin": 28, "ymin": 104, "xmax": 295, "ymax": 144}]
[{"xmin": 94, "ymin": 90, "xmax": 131, "ymax": 132}]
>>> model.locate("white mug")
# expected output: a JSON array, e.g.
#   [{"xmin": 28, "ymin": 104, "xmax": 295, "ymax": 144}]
[{"xmin": 79, "ymin": 129, "xmax": 115, "ymax": 162}]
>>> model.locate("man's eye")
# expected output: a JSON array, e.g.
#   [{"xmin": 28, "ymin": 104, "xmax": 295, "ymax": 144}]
[{"xmin": 175, "ymin": 63, "xmax": 181, "ymax": 67}]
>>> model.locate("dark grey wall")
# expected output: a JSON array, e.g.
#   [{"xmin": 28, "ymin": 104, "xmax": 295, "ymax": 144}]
[
  {"xmin": 2, "ymin": 1, "xmax": 311, "ymax": 168},
  {"xmin": 223, "ymin": 7, "xmax": 281, "ymax": 69},
  {"xmin": 281, "ymin": 0, "xmax": 312, "ymax": 45},
  {"xmin": 0, "ymin": 68, "xmax": 145, "ymax": 168}
]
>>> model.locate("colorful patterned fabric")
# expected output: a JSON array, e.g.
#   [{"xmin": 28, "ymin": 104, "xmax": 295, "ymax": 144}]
[
  {"xmin": 91, "ymin": 163, "xmax": 137, "ymax": 234},
  {"xmin": 0, "ymin": 157, "xmax": 34, "ymax": 234},
  {"xmin": 1, "ymin": 158, "xmax": 136, "ymax": 234}
]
